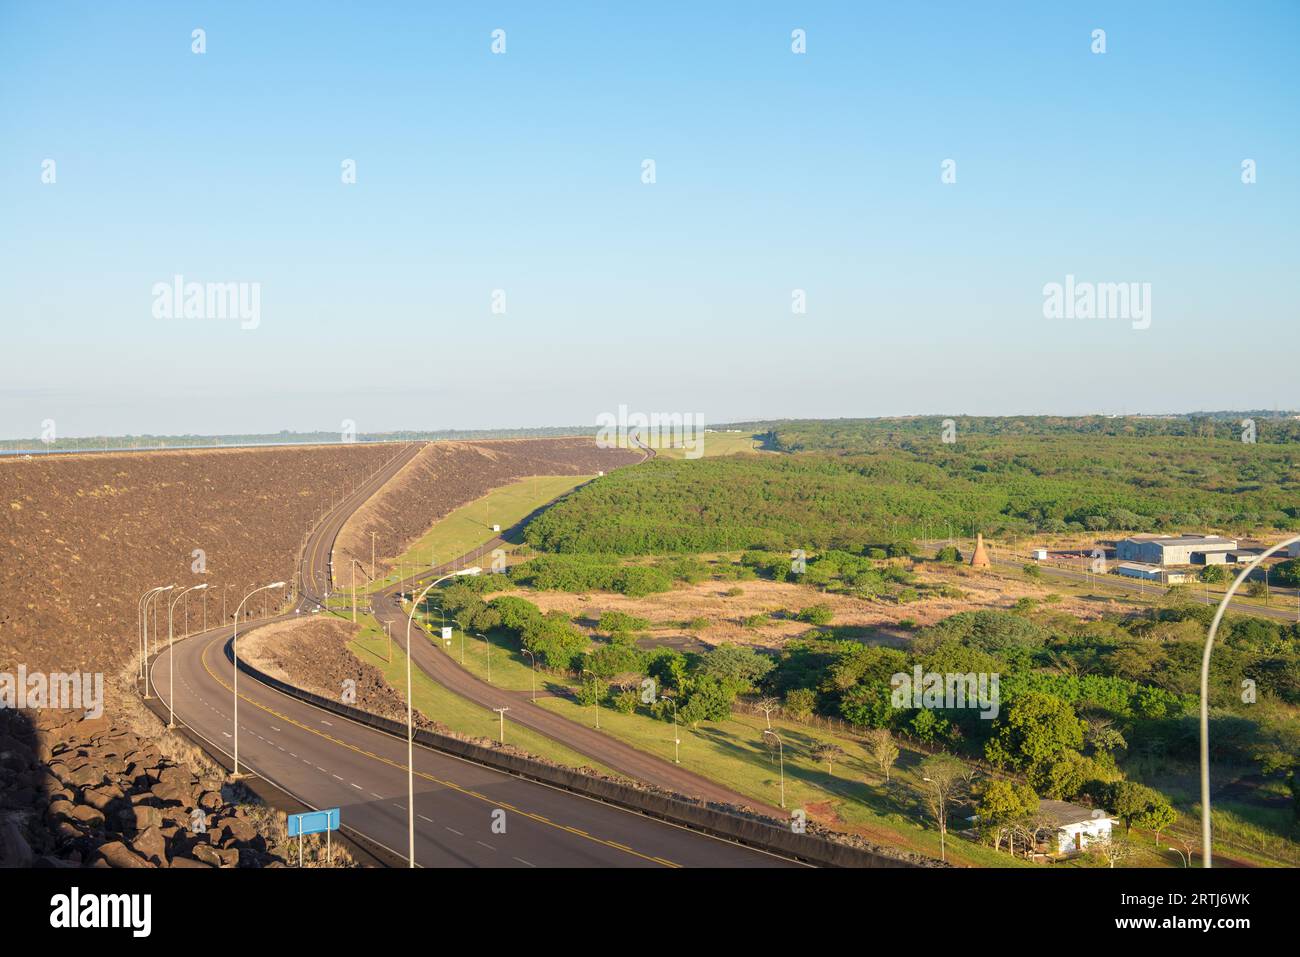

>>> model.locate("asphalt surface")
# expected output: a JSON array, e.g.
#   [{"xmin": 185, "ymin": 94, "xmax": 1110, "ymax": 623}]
[{"xmin": 153, "ymin": 439, "xmax": 801, "ymax": 867}]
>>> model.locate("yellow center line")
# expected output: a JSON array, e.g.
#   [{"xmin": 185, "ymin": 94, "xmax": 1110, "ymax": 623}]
[{"xmin": 196, "ymin": 633, "xmax": 678, "ymax": 867}]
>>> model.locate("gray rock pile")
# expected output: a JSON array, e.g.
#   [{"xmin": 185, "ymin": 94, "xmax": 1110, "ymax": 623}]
[{"xmin": 0, "ymin": 708, "xmax": 286, "ymax": 868}]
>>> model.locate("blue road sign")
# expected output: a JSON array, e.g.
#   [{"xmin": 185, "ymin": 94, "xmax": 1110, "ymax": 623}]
[{"xmin": 288, "ymin": 807, "xmax": 340, "ymax": 838}]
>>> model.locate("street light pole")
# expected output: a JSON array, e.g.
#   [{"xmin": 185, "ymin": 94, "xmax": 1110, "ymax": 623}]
[
  {"xmin": 142, "ymin": 586, "xmax": 173, "ymax": 698},
  {"xmin": 521, "ymin": 649, "xmax": 536, "ymax": 702},
  {"xmin": 138, "ymin": 586, "xmax": 169, "ymax": 682},
  {"xmin": 405, "ymin": 567, "xmax": 481, "ymax": 868},
  {"xmin": 1199, "ymin": 534, "xmax": 1300, "ymax": 867},
  {"xmin": 167, "ymin": 583, "xmax": 207, "ymax": 728},
  {"xmin": 476, "ymin": 633, "xmax": 492, "ymax": 683},
  {"xmin": 232, "ymin": 581, "xmax": 286, "ymax": 778},
  {"xmin": 662, "ymin": 694, "xmax": 680, "ymax": 763},
  {"xmin": 493, "ymin": 706, "xmax": 509, "ymax": 744},
  {"xmin": 764, "ymin": 729, "xmax": 784, "ymax": 808}
]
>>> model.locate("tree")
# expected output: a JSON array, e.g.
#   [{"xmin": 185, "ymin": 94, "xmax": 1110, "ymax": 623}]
[
  {"xmin": 1200, "ymin": 564, "xmax": 1230, "ymax": 584},
  {"xmin": 1107, "ymin": 781, "xmax": 1170, "ymax": 834},
  {"xmin": 1132, "ymin": 801, "xmax": 1177, "ymax": 845},
  {"xmin": 783, "ymin": 687, "xmax": 816, "ymax": 721},
  {"xmin": 985, "ymin": 691, "xmax": 1086, "ymax": 777},
  {"xmin": 698, "ymin": 643, "xmax": 773, "ymax": 694},
  {"xmin": 1089, "ymin": 832, "xmax": 1133, "ymax": 868},
  {"xmin": 575, "ymin": 676, "xmax": 602, "ymax": 707},
  {"xmin": 919, "ymin": 754, "xmax": 966, "ymax": 862},
  {"xmin": 810, "ymin": 742, "xmax": 846, "ymax": 775},
  {"xmin": 678, "ymin": 675, "xmax": 734, "ymax": 726},
  {"xmin": 1274, "ymin": 558, "xmax": 1300, "ymax": 588},
  {"xmin": 753, "ymin": 696, "xmax": 781, "ymax": 729},
  {"xmin": 863, "ymin": 729, "xmax": 899, "ymax": 783},
  {"xmin": 974, "ymin": 778, "xmax": 1038, "ymax": 853}
]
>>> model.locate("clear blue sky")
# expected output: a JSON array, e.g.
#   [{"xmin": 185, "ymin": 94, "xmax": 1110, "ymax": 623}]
[{"xmin": 2, "ymin": 1, "xmax": 1296, "ymax": 438}]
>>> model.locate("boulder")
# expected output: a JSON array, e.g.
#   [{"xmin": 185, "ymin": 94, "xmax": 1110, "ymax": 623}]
[
  {"xmin": 68, "ymin": 804, "xmax": 105, "ymax": 827},
  {"xmin": 215, "ymin": 816, "xmax": 256, "ymax": 844},
  {"xmin": 45, "ymin": 799, "xmax": 76, "ymax": 825},
  {"xmin": 118, "ymin": 805, "xmax": 163, "ymax": 832},
  {"xmin": 82, "ymin": 785, "xmax": 124, "ymax": 811},
  {"xmin": 64, "ymin": 762, "xmax": 106, "ymax": 788},
  {"xmin": 191, "ymin": 843, "xmax": 237, "ymax": 868},
  {"xmin": 130, "ymin": 826, "xmax": 169, "ymax": 866},
  {"xmin": 96, "ymin": 840, "xmax": 154, "ymax": 869},
  {"xmin": 0, "ymin": 820, "xmax": 34, "ymax": 867}
]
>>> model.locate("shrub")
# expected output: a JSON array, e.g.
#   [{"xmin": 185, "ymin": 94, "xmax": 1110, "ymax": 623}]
[{"xmin": 797, "ymin": 603, "xmax": 835, "ymax": 626}]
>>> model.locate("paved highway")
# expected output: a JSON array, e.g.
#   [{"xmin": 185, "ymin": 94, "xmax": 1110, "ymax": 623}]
[{"xmin": 153, "ymin": 439, "xmax": 802, "ymax": 867}]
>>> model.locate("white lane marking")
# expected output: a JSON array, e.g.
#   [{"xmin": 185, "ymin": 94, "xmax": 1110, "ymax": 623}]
[
  {"xmin": 418, "ymin": 814, "xmax": 433, "ymax": 824},
  {"xmin": 222, "ymin": 732, "xmax": 232, "ymax": 738},
  {"xmin": 351, "ymin": 783, "xmax": 363, "ymax": 790},
  {"xmin": 370, "ymin": 792, "xmax": 383, "ymax": 799},
  {"xmin": 445, "ymin": 827, "xmax": 463, "ymax": 836},
  {"xmin": 514, "ymin": 857, "xmax": 536, "ymax": 867},
  {"xmin": 332, "ymin": 774, "xmax": 344, "ymax": 781},
  {"xmin": 270, "ymin": 726, "xmax": 281, "ymax": 732},
  {"xmin": 320, "ymin": 720, "xmax": 333, "ymax": 727},
  {"xmin": 476, "ymin": 841, "xmax": 495, "ymax": 851}
]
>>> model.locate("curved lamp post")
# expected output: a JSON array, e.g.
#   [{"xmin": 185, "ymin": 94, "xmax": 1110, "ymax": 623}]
[
  {"xmin": 167, "ymin": 584, "xmax": 207, "ymax": 728},
  {"xmin": 520, "ymin": 648, "xmax": 536, "ymax": 702},
  {"xmin": 232, "ymin": 581, "xmax": 286, "ymax": 778},
  {"xmin": 661, "ymin": 694, "xmax": 680, "ymax": 764},
  {"xmin": 142, "ymin": 585, "xmax": 174, "ymax": 698},
  {"xmin": 138, "ymin": 585, "xmax": 171, "ymax": 682},
  {"xmin": 405, "ymin": 567, "xmax": 481, "ymax": 867},
  {"xmin": 1199, "ymin": 533, "xmax": 1300, "ymax": 867}
]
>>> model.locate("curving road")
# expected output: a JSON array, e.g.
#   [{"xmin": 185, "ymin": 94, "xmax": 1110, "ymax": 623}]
[{"xmin": 152, "ymin": 439, "xmax": 801, "ymax": 867}]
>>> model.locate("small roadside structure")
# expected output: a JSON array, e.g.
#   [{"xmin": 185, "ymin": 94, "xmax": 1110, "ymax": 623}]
[
  {"xmin": 969, "ymin": 532, "xmax": 991, "ymax": 569},
  {"xmin": 1038, "ymin": 800, "xmax": 1115, "ymax": 856},
  {"xmin": 1032, "ymin": 547, "xmax": 1049, "ymax": 561}
]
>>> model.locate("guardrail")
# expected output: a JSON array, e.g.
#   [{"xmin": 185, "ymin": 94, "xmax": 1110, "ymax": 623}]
[{"xmin": 224, "ymin": 640, "xmax": 931, "ymax": 868}]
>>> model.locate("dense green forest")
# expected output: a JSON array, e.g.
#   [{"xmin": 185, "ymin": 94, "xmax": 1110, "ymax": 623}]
[
  {"xmin": 525, "ymin": 433, "xmax": 1300, "ymax": 554},
  {"xmin": 761, "ymin": 414, "xmax": 1300, "ymax": 451}
]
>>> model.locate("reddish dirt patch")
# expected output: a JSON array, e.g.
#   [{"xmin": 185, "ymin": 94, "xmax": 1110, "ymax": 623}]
[{"xmin": 0, "ymin": 444, "xmax": 401, "ymax": 679}]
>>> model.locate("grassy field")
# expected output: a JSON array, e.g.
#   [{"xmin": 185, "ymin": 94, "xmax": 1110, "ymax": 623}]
[
  {"xmin": 653, "ymin": 431, "xmax": 766, "ymax": 459},
  {"xmin": 361, "ymin": 474, "xmax": 593, "ymax": 592},
  {"xmin": 344, "ymin": 611, "xmax": 615, "ymax": 774},
  {"xmin": 536, "ymin": 693, "xmax": 1034, "ymax": 866}
]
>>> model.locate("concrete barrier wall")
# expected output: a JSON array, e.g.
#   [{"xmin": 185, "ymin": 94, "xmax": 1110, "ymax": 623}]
[{"xmin": 230, "ymin": 645, "xmax": 924, "ymax": 868}]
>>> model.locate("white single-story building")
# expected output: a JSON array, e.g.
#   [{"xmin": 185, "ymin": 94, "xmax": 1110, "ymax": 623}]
[
  {"xmin": 1117, "ymin": 534, "xmax": 1237, "ymax": 566},
  {"xmin": 1039, "ymin": 800, "xmax": 1115, "ymax": 856},
  {"xmin": 1116, "ymin": 562, "xmax": 1191, "ymax": 584},
  {"xmin": 1117, "ymin": 561, "xmax": 1162, "ymax": 581},
  {"xmin": 1032, "ymin": 548, "xmax": 1049, "ymax": 561}
]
